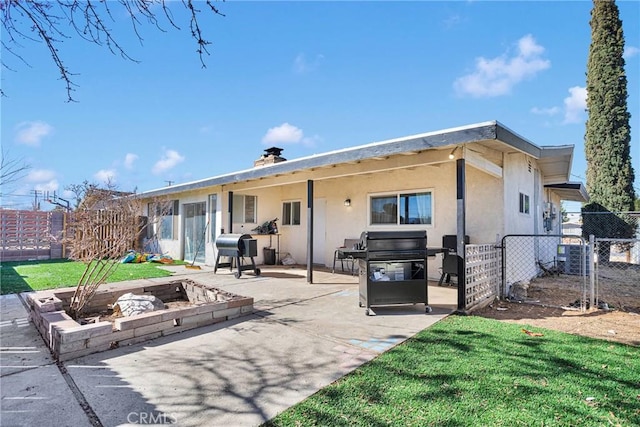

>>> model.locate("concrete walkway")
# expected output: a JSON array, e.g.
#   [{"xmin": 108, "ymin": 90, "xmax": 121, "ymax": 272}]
[{"xmin": 1, "ymin": 266, "xmax": 456, "ymax": 427}]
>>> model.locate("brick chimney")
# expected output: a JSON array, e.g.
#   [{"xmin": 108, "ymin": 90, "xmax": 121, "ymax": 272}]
[{"xmin": 254, "ymin": 147, "xmax": 286, "ymax": 167}]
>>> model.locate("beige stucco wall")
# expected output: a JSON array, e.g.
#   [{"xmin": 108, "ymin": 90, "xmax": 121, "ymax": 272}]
[
  {"xmin": 140, "ymin": 150, "xmax": 565, "ymax": 283},
  {"xmin": 226, "ymin": 160, "xmax": 506, "ymax": 280},
  {"xmin": 503, "ymin": 153, "xmax": 537, "ymax": 236},
  {"xmin": 465, "ymin": 165, "xmax": 504, "ymax": 244}
]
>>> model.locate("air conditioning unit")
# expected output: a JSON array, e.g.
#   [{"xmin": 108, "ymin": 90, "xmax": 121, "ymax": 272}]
[{"xmin": 557, "ymin": 244, "xmax": 590, "ymax": 276}]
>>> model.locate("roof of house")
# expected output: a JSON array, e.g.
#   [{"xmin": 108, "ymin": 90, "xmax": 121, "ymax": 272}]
[
  {"xmin": 544, "ymin": 182, "xmax": 589, "ymax": 203},
  {"xmin": 138, "ymin": 120, "xmax": 586, "ymax": 201}
]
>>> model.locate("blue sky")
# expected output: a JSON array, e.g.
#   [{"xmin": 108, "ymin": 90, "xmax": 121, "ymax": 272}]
[{"xmin": 2, "ymin": 1, "xmax": 639, "ymax": 212}]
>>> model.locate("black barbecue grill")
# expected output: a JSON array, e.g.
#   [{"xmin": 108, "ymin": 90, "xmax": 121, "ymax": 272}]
[
  {"xmin": 358, "ymin": 230, "xmax": 431, "ymax": 315},
  {"xmin": 214, "ymin": 233, "xmax": 261, "ymax": 278}
]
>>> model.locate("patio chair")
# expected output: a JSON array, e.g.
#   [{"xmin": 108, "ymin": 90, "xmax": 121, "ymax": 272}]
[{"xmin": 332, "ymin": 238, "xmax": 361, "ymax": 275}]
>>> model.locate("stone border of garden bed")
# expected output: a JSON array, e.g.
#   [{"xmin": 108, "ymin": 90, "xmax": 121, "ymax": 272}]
[{"xmin": 26, "ymin": 279, "xmax": 254, "ymax": 361}]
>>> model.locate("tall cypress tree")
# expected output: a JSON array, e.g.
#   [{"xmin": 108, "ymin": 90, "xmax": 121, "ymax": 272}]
[{"xmin": 582, "ymin": 0, "xmax": 636, "ymax": 259}]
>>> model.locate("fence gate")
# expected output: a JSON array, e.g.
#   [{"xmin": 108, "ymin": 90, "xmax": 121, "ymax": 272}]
[{"xmin": 501, "ymin": 234, "xmax": 588, "ymax": 311}]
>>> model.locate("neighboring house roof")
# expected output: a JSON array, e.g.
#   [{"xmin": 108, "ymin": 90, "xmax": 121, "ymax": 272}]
[
  {"xmin": 138, "ymin": 120, "xmax": 584, "ymax": 199},
  {"xmin": 79, "ymin": 188, "xmax": 135, "ymax": 210}
]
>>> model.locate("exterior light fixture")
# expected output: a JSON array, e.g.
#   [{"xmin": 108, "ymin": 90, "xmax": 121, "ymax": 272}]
[
  {"xmin": 344, "ymin": 198, "xmax": 351, "ymax": 207},
  {"xmin": 448, "ymin": 147, "xmax": 458, "ymax": 160}
]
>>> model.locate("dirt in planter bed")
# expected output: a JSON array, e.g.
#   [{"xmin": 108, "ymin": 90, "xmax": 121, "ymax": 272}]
[{"xmin": 81, "ymin": 300, "xmax": 195, "ymax": 325}]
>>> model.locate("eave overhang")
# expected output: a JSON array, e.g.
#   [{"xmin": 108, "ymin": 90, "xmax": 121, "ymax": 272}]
[
  {"xmin": 544, "ymin": 182, "xmax": 589, "ymax": 203},
  {"xmin": 137, "ymin": 120, "xmax": 581, "ymax": 199}
]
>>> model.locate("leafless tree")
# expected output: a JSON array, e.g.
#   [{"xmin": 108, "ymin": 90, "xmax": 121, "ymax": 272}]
[
  {"xmin": 0, "ymin": 148, "xmax": 30, "ymax": 187},
  {"xmin": 63, "ymin": 181, "xmax": 139, "ymax": 317},
  {"xmin": 63, "ymin": 180, "xmax": 174, "ymax": 318},
  {"xmin": 65, "ymin": 179, "xmax": 98, "ymax": 209},
  {"xmin": 1, "ymin": 0, "xmax": 224, "ymax": 101}
]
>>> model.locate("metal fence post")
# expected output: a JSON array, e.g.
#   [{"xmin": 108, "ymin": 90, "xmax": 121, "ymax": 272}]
[{"xmin": 589, "ymin": 234, "xmax": 595, "ymax": 309}]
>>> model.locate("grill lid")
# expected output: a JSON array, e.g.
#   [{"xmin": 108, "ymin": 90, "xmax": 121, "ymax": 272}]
[
  {"xmin": 215, "ymin": 234, "xmax": 253, "ymax": 251},
  {"xmin": 361, "ymin": 230, "xmax": 427, "ymax": 241},
  {"xmin": 359, "ymin": 230, "xmax": 427, "ymax": 253}
]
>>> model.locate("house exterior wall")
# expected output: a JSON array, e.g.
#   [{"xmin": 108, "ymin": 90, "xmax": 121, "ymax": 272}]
[
  {"xmin": 501, "ymin": 153, "xmax": 569, "ymax": 286},
  {"xmin": 503, "ymin": 153, "xmax": 538, "ymax": 284},
  {"xmin": 213, "ymin": 161, "xmax": 507, "ymax": 280},
  {"xmin": 503, "ymin": 153, "xmax": 537, "ymax": 236},
  {"xmin": 139, "ymin": 149, "xmax": 571, "ymax": 284},
  {"xmin": 465, "ymin": 165, "xmax": 504, "ymax": 244}
]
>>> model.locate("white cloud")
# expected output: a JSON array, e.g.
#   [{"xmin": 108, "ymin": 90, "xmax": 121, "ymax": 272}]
[
  {"xmin": 301, "ymin": 135, "xmax": 322, "ymax": 147},
  {"xmin": 530, "ymin": 106, "xmax": 561, "ymax": 116},
  {"xmin": 262, "ymin": 123, "xmax": 304, "ymax": 145},
  {"xmin": 152, "ymin": 149, "xmax": 185, "ymax": 175},
  {"xmin": 15, "ymin": 121, "xmax": 54, "ymax": 146},
  {"xmin": 94, "ymin": 169, "xmax": 117, "ymax": 183},
  {"xmin": 453, "ymin": 34, "xmax": 551, "ymax": 98},
  {"xmin": 624, "ymin": 45, "xmax": 639, "ymax": 60},
  {"xmin": 293, "ymin": 53, "xmax": 324, "ymax": 74},
  {"xmin": 62, "ymin": 189, "xmax": 76, "ymax": 200},
  {"xmin": 23, "ymin": 169, "xmax": 59, "ymax": 195},
  {"xmin": 563, "ymin": 86, "xmax": 587, "ymax": 124},
  {"xmin": 124, "ymin": 153, "xmax": 138, "ymax": 169},
  {"xmin": 25, "ymin": 169, "xmax": 56, "ymax": 183},
  {"xmin": 34, "ymin": 179, "xmax": 59, "ymax": 193}
]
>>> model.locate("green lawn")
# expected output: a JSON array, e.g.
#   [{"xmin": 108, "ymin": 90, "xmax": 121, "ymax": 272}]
[
  {"xmin": 265, "ymin": 315, "xmax": 640, "ymax": 427},
  {"xmin": 0, "ymin": 259, "xmax": 182, "ymax": 294}
]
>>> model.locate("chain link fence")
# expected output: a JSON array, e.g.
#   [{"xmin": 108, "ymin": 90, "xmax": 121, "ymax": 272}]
[
  {"xmin": 501, "ymin": 235, "xmax": 588, "ymax": 310},
  {"xmin": 467, "ymin": 211, "xmax": 638, "ymax": 313},
  {"xmin": 566, "ymin": 211, "xmax": 639, "ymax": 313}
]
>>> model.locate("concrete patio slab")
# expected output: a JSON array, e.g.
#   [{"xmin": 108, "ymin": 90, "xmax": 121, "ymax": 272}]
[
  {"xmin": 1, "ymin": 267, "xmax": 456, "ymax": 427},
  {"xmin": 1, "ymin": 293, "xmax": 91, "ymax": 426},
  {"xmin": 0, "ymin": 293, "xmax": 54, "ymax": 375}
]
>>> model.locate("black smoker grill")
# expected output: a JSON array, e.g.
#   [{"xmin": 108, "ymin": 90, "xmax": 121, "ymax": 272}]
[
  {"xmin": 358, "ymin": 230, "xmax": 431, "ymax": 316},
  {"xmin": 214, "ymin": 234, "xmax": 261, "ymax": 278}
]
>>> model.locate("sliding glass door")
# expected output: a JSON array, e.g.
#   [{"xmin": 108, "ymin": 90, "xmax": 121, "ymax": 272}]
[{"xmin": 183, "ymin": 202, "xmax": 206, "ymax": 264}]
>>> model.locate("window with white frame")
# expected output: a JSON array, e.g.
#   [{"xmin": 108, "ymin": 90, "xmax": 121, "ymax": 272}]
[
  {"xmin": 370, "ymin": 191, "xmax": 433, "ymax": 225},
  {"xmin": 282, "ymin": 201, "xmax": 301, "ymax": 226},
  {"xmin": 232, "ymin": 194, "xmax": 257, "ymax": 223},
  {"xmin": 519, "ymin": 192, "xmax": 530, "ymax": 214},
  {"xmin": 147, "ymin": 200, "xmax": 179, "ymax": 240}
]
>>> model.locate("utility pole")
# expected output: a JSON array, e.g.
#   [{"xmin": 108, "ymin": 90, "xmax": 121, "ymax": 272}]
[
  {"xmin": 165, "ymin": 180, "xmax": 174, "ymax": 186},
  {"xmin": 31, "ymin": 190, "xmax": 41, "ymax": 211}
]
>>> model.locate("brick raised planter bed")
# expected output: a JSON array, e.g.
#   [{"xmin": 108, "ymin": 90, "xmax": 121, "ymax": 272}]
[{"xmin": 26, "ymin": 279, "xmax": 253, "ymax": 361}]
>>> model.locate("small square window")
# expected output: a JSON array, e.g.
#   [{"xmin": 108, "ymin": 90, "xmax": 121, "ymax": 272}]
[
  {"xmin": 232, "ymin": 195, "xmax": 257, "ymax": 223},
  {"xmin": 282, "ymin": 201, "xmax": 301, "ymax": 226},
  {"xmin": 519, "ymin": 193, "xmax": 530, "ymax": 214}
]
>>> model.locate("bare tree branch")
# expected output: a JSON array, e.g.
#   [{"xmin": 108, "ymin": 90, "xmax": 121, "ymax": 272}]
[
  {"xmin": 64, "ymin": 181, "xmax": 143, "ymax": 317},
  {"xmin": 1, "ymin": 0, "xmax": 225, "ymax": 101},
  {"xmin": 0, "ymin": 149, "xmax": 31, "ymax": 187}
]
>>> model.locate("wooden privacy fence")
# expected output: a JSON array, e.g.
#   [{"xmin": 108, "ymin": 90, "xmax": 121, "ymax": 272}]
[
  {"xmin": 66, "ymin": 210, "xmax": 145, "ymax": 260},
  {"xmin": 0, "ymin": 210, "xmax": 65, "ymax": 262}
]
